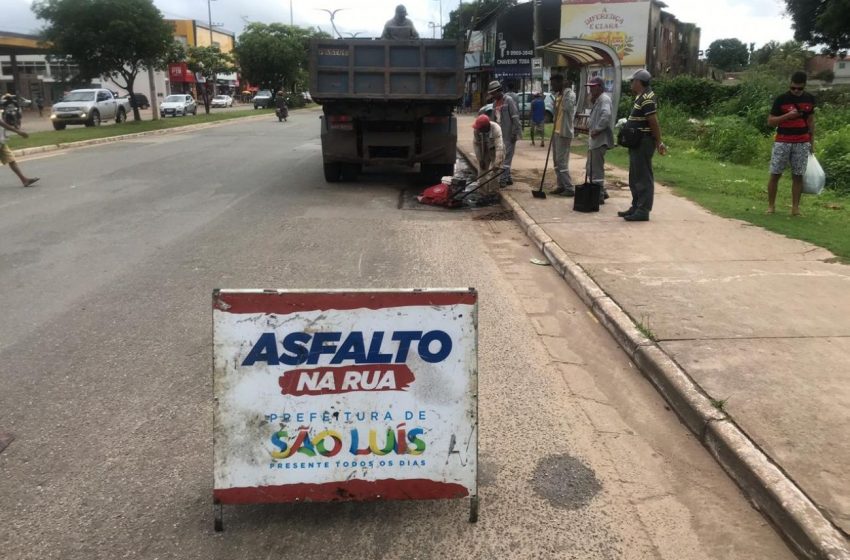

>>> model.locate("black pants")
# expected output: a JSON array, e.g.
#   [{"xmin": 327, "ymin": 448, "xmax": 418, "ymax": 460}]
[{"xmin": 628, "ymin": 136, "xmax": 656, "ymax": 214}]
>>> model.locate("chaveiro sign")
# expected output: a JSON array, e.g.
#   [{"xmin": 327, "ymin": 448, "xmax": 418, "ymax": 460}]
[{"xmin": 212, "ymin": 289, "xmax": 479, "ymax": 530}]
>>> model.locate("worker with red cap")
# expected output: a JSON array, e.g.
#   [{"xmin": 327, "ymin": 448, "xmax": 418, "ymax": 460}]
[{"xmin": 472, "ymin": 114, "xmax": 505, "ymax": 198}]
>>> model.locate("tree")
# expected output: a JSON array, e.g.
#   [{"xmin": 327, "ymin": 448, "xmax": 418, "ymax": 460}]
[
  {"xmin": 443, "ymin": 0, "xmax": 516, "ymax": 41},
  {"xmin": 706, "ymin": 38, "xmax": 750, "ymax": 71},
  {"xmin": 234, "ymin": 23, "xmax": 329, "ymax": 93},
  {"xmin": 186, "ymin": 46, "xmax": 235, "ymax": 114},
  {"xmin": 750, "ymin": 40, "xmax": 811, "ymax": 78},
  {"xmin": 33, "ymin": 0, "xmax": 176, "ymax": 122},
  {"xmin": 785, "ymin": 0, "xmax": 850, "ymax": 55}
]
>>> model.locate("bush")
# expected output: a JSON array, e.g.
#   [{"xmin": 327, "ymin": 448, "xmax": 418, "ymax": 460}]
[
  {"xmin": 659, "ymin": 104, "xmax": 700, "ymax": 140},
  {"xmin": 651, "ymin": 75, "xmax": 738, "ymax": 117},
  {"xmin": 698, "ymin": 116, "xmax": 771, "ymax": 165},
  {"xmin": 818, "ymin": 126, "xmax": 850, "ymax": 193},
  {"xmin": 814, "ymin": 104, "xmax": 850, "ymax": 136}
]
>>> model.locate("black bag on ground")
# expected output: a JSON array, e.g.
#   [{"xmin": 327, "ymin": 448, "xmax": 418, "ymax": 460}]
[
  {"xmin": 617, "ymin": 124, "xmax": 643, "ymax": 148},
  {"xmin": 573, "ymin": 181, "xmax": 601, "ymax": 213}
]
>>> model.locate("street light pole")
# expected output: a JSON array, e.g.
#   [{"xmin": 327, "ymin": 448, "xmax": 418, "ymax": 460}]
[
  {"xmin": 434, "ymin": 0, "xmax": 443, "ymax": 38},
  {"xmin": 290, "ymin": 0, "xmax": 294, "ymax": 26},
  {"xmin": 207, "ymin": 0, "xmax": 214, "ymax": 45}
]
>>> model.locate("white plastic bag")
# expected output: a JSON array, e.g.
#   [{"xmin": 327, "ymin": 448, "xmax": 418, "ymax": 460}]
[{"xmin": 803, "ymin": 153, "xmax": 826, "ymax": 195}]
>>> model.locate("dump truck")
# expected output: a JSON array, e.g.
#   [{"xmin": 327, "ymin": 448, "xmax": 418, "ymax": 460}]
[{"xmin": 309, "ymin": 38, "xmax": 464, "ymax": 183}]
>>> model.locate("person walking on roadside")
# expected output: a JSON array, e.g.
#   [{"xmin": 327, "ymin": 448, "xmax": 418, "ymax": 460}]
[
  {"xmin": 619, "ymin": 69, "xmax": 666, "ymax": 221},
  {"xmin": 0, "ymin": 119, "xmax": 39, "ymax": 187},
  {"xmin": 549, "ymin": 74, "xmax": 576, "ymax": 196},
  {"xmin": 766, "ymin": 71, "xmax": 815, "ymax": 216},
  {"xmin": 35, "ymin": 95, "xmax": 44, "ymax": 117},
  {"xmin": 472, "ymin": 114, "xmax": 505, "ymax": 199},
  {"xmin": 530, "ymin": 91, "xmax": 545, "ymax": 147},
  {"xmin": 487, "ymin": 80, "xmax": 521, "ymax": 187},
  {"xmin": 586, "ymin": 77, "xmax": 613, "ymax": 203}
]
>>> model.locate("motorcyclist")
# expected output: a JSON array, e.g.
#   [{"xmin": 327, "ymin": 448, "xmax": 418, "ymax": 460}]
[
  {"xmin": 2, "ymin": 94, "xmax": 22, "ymax": 129},
  {"xmin": 274, "ymin": 91, "xmax": 288, "ymax": 122}
]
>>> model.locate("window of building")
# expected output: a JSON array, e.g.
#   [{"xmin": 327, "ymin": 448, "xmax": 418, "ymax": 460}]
[{"xmin": 840, "ymin": 62, "xmax": 847, "ymax": 70}]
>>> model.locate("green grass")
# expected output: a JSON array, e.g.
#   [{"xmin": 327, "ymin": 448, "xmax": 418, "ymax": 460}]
[
  {"xmin": 572, "ymin": 137, "xmax": 850, "ymax": 262},
  {"xmin": 8, "ymin": 108, "xmax": 276, "ymax": 150}
]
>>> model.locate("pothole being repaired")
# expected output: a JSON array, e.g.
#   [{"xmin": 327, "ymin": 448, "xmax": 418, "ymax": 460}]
[{"xmin": 531, "ymin": 452, "xmax": 602, "ymax": 510}]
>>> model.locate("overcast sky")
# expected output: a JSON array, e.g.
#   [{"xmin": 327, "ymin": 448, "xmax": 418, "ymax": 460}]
[{"xmin": 9, "ymin": 0, "xmax": 796, "ymax": 52}]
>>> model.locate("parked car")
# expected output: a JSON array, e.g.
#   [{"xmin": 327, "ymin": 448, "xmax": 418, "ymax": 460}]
[
  {"xmin": 211, "ymin": 94, "xmax": 234, "ymax": 108},
  {"xmin": 50, "ymin": 88, "xmax": 130, "ymax": 130},
  {"xmin": 252, "ymin": 90, "xmax": 273, "ymax": 109},
  {"xmin": 121, "ymin": 93, "xmax": 150, "ymax": 109},
  {"xmin": 301, "ymin": 91, "xmax": 313, "ymax": 103},
  {"xmin": 160, "ymin": 94, "xmax": 197, "ymax": 117}
]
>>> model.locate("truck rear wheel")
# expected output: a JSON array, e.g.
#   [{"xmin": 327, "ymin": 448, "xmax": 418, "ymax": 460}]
[
  {"xmin": 340, "ymin": 164, "xmax": 360, "ymax": 182},
  {"xmin": 323, "ymin": 162, "xmax": 341, "ymax": 183}
]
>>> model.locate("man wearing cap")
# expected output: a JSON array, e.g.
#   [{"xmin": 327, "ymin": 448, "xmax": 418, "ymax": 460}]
[
  {"xmin": 620, "ymin": 69, "xmax": 666, "ymax": 221},
  {"xmin": 382, "ymin": 5, "xmax": 419, "ymax": 40},
  {"xmin": 549, "ymin": 74, "xmax": 576, "ymax": 196},
  {"xmin": 472, "ymin": 114, "xmax": 505, "ymax": 198},
  {"xmin": 586, "ymin": 77, "xmax": 613, "ymax": 202},
  {"xmin": 487, "ymin": 80, "xmax": 521, "ymax": 187}
]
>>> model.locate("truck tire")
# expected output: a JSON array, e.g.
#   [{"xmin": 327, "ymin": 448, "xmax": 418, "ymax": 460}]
[
  {"xmin": 85, "ymin": 110, "xmax": 101, "ymax": 127},
  {"xmin": 323, "ymin": 163, "xmax": 341, "ymax": 183},
  {"xmin": 340, "ymin": 163, "xmax": 360, "ymax": 182},
  {"xmin": 421, "ymin": 163, "xmax": 455, "ymax": 185},
  {"xmin": 52, "ymin": 122, "xmax": 66, "ymax": 131}
]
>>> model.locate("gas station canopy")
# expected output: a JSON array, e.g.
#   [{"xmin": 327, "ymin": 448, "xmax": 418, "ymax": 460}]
[{"xmin": 0, "ymin": 32, "xmax": 49, "ymax": 56}]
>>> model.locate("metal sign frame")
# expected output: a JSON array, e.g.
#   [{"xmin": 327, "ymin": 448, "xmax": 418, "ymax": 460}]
[{"xmin": 212, "ymin": 288, "xmax": 479, "ymax": 530}]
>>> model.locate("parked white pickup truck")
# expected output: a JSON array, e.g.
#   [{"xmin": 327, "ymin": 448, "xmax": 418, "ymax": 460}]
[{"xmin": 50, "ymin": 88, "xmax": 131, "ymax": 130}]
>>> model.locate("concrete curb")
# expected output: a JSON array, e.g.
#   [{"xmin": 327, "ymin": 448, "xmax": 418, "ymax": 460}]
[
  {"xmin": 11, "ymin": 113, "xmax": 273, "ymax": 158},
  {"xmin": 457, "ymin": 144, "xmax": 850, "ymax": 560}
]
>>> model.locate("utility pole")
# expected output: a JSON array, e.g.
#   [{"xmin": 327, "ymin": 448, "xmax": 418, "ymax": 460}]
[
  {"xmin": 290, "ymin": 0, "xmax": 294, "ymax": 26},
  {"xmin": 433, "ymin": 0, "xmax": 443, "ymax": 38},
  {"xmin": 428, "ymin": 22, "xmax": 438, "ymax": 39}
]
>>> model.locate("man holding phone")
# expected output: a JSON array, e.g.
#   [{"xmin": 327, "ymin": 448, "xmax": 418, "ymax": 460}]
[{"xmin": 766, "ymin": 71, "xmax": 815, "ymax": 216}]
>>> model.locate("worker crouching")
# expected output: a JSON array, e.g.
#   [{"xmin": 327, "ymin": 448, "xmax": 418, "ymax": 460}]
[{"xmin": 472, "ymin": 115, "xmax": 505, "ymax": 198}]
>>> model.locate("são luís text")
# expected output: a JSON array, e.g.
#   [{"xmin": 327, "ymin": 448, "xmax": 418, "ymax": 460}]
[{"xmin": 270, "ymin": 422, "xmax": 426, "ymax": 460}]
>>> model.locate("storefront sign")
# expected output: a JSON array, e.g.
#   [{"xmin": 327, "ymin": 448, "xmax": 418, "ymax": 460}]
[
  {"xmin": 212, "ymin": 289, "xmax": 479, "ymax": 506},
  {"xmin": 561, "ymin": 0, "xmax": 651, "ymax": 67},
  {"xmin": 495, "ymin": 2, "xmax": 533, "ymax": 80}
]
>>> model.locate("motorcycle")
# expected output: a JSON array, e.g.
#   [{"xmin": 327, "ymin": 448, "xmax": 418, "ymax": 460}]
[
  {"xmin": 275, "ymin": 103, "xmax": 288, "ymax": 122},
  {"xmin": 1, "ymin": 97, "xmax": 22, "ymax": 128}
]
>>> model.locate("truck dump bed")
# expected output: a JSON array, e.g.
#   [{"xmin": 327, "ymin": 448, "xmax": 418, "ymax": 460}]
[{"xmin": 309, "ymin": 39, "xmax": 464, "ymax": 102}]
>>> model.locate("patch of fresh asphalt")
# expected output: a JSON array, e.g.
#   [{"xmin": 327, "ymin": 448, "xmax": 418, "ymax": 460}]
[{"xmin": 0, "ymin": 112, "xmax": 794, "ymax": 559}]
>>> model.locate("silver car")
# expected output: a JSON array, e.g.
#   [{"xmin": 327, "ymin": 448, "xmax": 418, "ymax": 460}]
[{"xmin": 159, "ymin": 94, "xmax": 197, "ymax": 117}]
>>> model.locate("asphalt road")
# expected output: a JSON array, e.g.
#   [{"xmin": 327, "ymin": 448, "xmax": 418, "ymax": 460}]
[{"xmin": 0, "ymin": 113, "xmax": 794, "ymax": 559}]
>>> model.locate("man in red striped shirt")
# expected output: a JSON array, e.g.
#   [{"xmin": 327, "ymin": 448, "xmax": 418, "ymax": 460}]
[{"xmin": 767, "ymin": 71, "xmax": 816, "ymax": 216}]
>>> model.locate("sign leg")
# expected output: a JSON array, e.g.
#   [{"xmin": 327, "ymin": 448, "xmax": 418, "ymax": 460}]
[
  {"xmin": 469, "ymin": 495, "xmax": 479, "ymax": 523},
  {"xmin": 214, "ymin": 502, "xmax": 224, "ymax": 532}
]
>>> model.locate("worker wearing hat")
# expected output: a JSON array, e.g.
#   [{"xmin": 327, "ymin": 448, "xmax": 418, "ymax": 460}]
[
  {"xmin": 585, "ymin": 77, "xmax": 614, "ymax": 203},
  {"xmin": 472, "ymin": 114, "xmax": 505, "ymax": 198},
  {"xmin": 382, "ymin": 5, "xmax": 419, "ymax": 40},
  {"xmin": 620, "ymin": 69, "xmax": 666, "ymax": 221},
  {"xmin": 487, "ymin": 80, "xmax": 520, "ymax": 187}
]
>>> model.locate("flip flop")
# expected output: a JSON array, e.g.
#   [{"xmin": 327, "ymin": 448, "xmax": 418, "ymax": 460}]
[{"xmin": 24, "ymin": 178, "xmax": 40, "ymax": 187}]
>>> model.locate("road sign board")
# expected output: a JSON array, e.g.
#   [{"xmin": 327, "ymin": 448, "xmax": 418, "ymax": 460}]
[{"xmin": 212, "ymin": 289, "xmax": 479, "ymax": 526}]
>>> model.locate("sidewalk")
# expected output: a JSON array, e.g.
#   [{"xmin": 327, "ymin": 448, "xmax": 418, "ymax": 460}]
[{"xmin": 457, "ymin": 115, "xmax": 850, "ymax": 559}]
